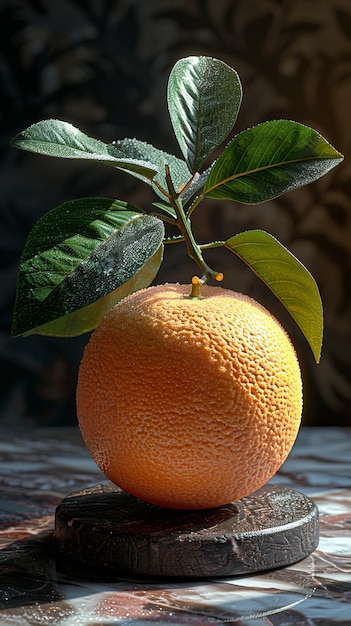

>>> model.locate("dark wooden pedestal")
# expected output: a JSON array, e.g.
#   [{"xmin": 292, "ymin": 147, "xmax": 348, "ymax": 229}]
[{"xmin": 55, "ymin": 483, "xmax": 319, "ymax": 580}]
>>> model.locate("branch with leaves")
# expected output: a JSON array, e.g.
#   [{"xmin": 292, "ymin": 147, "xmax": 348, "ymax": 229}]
[{"xmin": 11, "ymin": 56, "xmax": 343, "ymax": 362}]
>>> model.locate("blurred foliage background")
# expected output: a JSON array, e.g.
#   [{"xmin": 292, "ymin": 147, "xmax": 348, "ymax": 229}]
[{"xmin": 1, "ymin": 0, "xmax": 350, "ymax": 427}]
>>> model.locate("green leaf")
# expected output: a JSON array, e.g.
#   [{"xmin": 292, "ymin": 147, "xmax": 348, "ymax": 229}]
[
  {"xmin": 152, "ymin": 202, "xmax": 177, "ymax": 220},
  {"xmin": 182, "ymin": 166, "xmax": 213, "ymax": 212},
  {"xmin": 112, "ymin": 138, "xmax": 191, "ymax": 200},
  {"xmin": 12, "ymin": 198, "xmax": 164, "ymax": 337},
  {"xmin": 18, "ymin": 246, "xmax": 164, "ymax": 337},
  {"xmin": 225, "ymin": 229, "xmax": 323, "ymax": 362},
  {"xmin": 167, "ymin": 56, "xmax": 242, "ymax": 173},
  {"xmin": 204, "ymin": 120, "xmax": 344, "ymax": 203},
  {"xmin": 11, "ymin": 119, "xmax": 158, "ymax": 182}
]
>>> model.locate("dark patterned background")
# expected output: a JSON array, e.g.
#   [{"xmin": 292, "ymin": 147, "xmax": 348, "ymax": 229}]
[{"xmin": 1, "ymin": 0, "xmax": 350, "ymax": 427}]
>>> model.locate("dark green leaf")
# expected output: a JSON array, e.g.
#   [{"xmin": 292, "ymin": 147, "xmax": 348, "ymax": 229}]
[
  {"xmin": 11, "ymin": 119, "xmax": 158, "ymax": 181},
  {"xmin": 167, "ymin": 56, "xmax": 242, "ymax": 173},
  {"xmin": 12, "ymin": 198, "xmax": 164, "ymax": 337},
  {"xmin": 204, "ymin": 120, "xmax": 344, "ymax": 203},
  {"xmin": 225, "ymin": 229, "xmax": 323, "ymax": 362},
  {"xmin": 19, "ymin": 246, "xmax": 164, "ymax": 337},
  {"xmin": 112, "ymin": 138, "xmax": 191, "ymax": 200}
]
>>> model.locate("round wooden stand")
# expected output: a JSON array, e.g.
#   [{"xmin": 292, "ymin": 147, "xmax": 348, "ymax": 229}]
[{"xmin": 55, "ymin": 483, "xmax": 319, "ymax": 579}]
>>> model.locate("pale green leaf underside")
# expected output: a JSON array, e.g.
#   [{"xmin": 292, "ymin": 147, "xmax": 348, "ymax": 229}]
[
  {"xmin": 204, "ymin": 120, "xmax": 344, "ymax": 203},
  {"xmin": 182, "ymin": 167, "xmax": 213, "ymax": 208},
  {"xmin": 11, "ymin": 119, "xmax": 158, "ymax": 181},
  {"xmin": 152, "ymin": 202, "xmax": 177, "ymax": 220},
  {"xmin": 12, "ymin": 198, "xmax": 164, "ymax": 337},
  {"xmin": 168, "ymin": 56, "xmax": 242, "ymax": 173},
  {"xmin": 225, "ymin": 229, "xmax": 323, "ymax": 362}
]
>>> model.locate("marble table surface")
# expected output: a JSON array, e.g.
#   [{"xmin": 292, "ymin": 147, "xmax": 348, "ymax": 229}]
[{"xmin": 0, "ymin": 426, "xmax": 350, "ymax": 625}]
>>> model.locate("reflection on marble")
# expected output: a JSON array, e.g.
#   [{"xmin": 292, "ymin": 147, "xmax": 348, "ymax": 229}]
[{"xmin": 0, "ymin": 427, "xmax": 350, "ymax": 625}]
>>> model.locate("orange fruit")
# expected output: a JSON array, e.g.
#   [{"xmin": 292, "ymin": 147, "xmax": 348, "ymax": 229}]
[{"xmin": 76, "ymin": 283, "xmax": 302, "ymax": 510}]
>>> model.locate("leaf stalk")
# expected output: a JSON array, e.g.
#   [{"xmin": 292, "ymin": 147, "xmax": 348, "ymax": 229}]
[{"xmin": 169, "ymin": 191, "xmax": 223, "ymax": 283}]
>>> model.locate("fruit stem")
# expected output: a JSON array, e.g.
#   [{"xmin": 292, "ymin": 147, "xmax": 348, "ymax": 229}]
[{"xmin": 189, "ymin": 276, "xmax": 205, "ymax": 298}]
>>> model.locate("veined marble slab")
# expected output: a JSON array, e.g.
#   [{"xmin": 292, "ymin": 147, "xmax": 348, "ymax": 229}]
[{"xmin": 0, "ymin": 427, "xmax": 350, "ymax": 625}]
